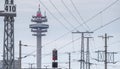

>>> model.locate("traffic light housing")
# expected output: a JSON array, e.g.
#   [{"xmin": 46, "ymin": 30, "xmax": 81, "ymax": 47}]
[
  {"xmin": 52, "ymin": 62, "xmax": 58, "ymax": 68},
  {"xmin": 52, "ymin": 49, "xmax": 58, "ymax": 60}
]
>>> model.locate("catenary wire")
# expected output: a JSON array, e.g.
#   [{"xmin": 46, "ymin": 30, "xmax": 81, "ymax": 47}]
[
  {"xmin": 38, "ymin": 0, "xmax": 71, "ymax": 32},
  {"xmin": 74, "ymin": 0, "xmax": 119, "ymax": 31},
  {"xmin": 49, "ymin": 0, "xmax": 78, "ymax": 30},
  {"xmin": 58, "ymin": 16, "xmax": 120, "ymax": 51},
  {"xmin": 42, "ymin": 0, "xmax": 119, "ymax": 47},
  {"xmin": 61, "ymin": 0, "xmax": 88, "ymax": 31},
  {"xmin": 69, "ymin": 0, "xmax": 91, "ymax": 31}
]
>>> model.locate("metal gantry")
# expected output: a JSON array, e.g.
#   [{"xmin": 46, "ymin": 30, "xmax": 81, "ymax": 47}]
[{"xmin": 0, "ymin": 0, "xmax": 16, "ymax": 69}]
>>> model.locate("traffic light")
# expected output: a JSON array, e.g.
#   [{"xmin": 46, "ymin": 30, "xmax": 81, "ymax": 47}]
[
  {"xmin": 52, "ymin": 49, "xmax": 58, "ymax": 60},
  {"xmin": 52, "ymin": 62, "xmax": 58, "ymax": 68}
]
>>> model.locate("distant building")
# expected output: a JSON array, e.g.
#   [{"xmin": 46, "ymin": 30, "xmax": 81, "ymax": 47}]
[{"xmin": 0, "ymin": 60, "xmax": 20, "ymax": 69}]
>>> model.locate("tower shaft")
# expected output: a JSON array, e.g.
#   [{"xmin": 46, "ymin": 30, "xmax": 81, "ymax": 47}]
[{"xmin": 37, "ymin": 30, "xmax": 42, "ymax": 68}]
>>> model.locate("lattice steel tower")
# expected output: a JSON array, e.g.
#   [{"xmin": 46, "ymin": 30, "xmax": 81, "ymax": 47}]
[
  {"xmin": 0, "ymin": 0, "xmax": 16, "ymax": 69},
  {"xmin": 29, "ymin": 5, "xmax": 49, "ymax": 68}
]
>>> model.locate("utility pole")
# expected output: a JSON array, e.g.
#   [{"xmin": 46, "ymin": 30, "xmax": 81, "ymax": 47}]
[
  {"xmin": 0, "ymin": 0, "xmax": 16, "ymax": 69},
  {"xmin": 72, "ymin": 31, "xmax": 93, "ymax": 69},
  {"xmin": 104, "ymin": 34, "xmax": 108, "ymax": 69},
  {"xmin": 19, "ymin": 41, "xmax": 28, "ymax": 69},
  {"xmin": 95, "ymin": 33, "xmax": 117, "ymax": 69},
  {"xmin": 84, "ymin": 37, "xmax": 92, "ymax": 69},
  {"xmin": 19, "ymin": 41, "xmax": 22, "ymax": 69},
  {"xmin": 98, "ymin": 33, "xmax": 113, "ymax": 69},
  {"xmin": 68, "ymin": 53, "xmax": 71, "ymax": 69}
]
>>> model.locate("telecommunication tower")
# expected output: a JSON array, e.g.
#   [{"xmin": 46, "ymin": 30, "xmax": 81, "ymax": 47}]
[
  {"xmin": 29, "ymin": 4, "xmax": 49, "ymax": 68},
  {"xmin": 0, "ymin": 0, "xmax": 16, "ymax": 69}
]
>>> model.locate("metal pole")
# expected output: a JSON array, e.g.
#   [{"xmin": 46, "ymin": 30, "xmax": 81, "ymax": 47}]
[
  {"xmin": 81, "ymin": 33, "xmax": 84, "ymax": 69},
  {"xmin": 105, "ymin": 34, "xmax": 107, "ymax": 69},
  {"xmin": 19, "ymin": 41, "xmax": 22, "ymax": 69},
  {"xmin": 68, "ymin": 53, "xmax": 71, "ymax": 69},
  {"xmin": 98, "ymin": 33, "xmax": 113, "ymax": 69},
  {"xmin": 85, "ymin": 37, "xmax": 92, "ymax": 69}
]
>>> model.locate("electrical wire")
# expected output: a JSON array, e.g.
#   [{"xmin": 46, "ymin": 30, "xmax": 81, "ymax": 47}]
[
  {"xmin": 58, "ymin": 36, "xmax": 81, "ymax": 50},
  {"xmin": 69, "ymin": 0, "xmax": 91, "ymax": 31},
  {"xmin": 74, "ymin": 0, "xmax": 119, "ymax": 31},
  {"xmin": 93, "ymin": 16, "xmax": 120, "ymax": 32},
  {"xmin": 42, "ymin": 0, "xmax": 119, "ymax": 47},
  {"xmin": 38, "ymin": 0, "xmax": 71, "ymax": 32},
  {"xmin": 61, "ymin": 0, "xmax": 87, "ymax": 31},
  {"xmin": 70, "ymin": 0, "xmax": 119, "ymax": 50},
  {"xmin": 72, "ymin": 33, "xmax": 75, "ymax": 52},
  {"xmin": 108, "ymin": 40, "xmax": 120, "ymax": 46},
  {"xmin": 49, "ymin": 0, "xmax": 77, "ymax": 30},
  {"xmin": 57, "ymin": 16, "xmax": 120, "ymax": 51}
]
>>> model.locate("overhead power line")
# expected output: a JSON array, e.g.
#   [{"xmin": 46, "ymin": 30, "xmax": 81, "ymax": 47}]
[
  {"xmin": 74, "ymin": 0, "xmax": 119, "ymax": 31},
  {"xmin": 69, "ymin": 0, "xmax": 91, "ymax": 31},
  {"xmin": 49, "ymin": 0, "xmax": 77, "ymax": 30},
  {"xmin": 40, "ymin": 0, "xmax": 119, "ymax": 47},
  {"xmin": 61, "ymin": 0, "xmax": 87, "ymax": 31},
  {"xmin": 109, "ymin": 40, "xmax": 120, "ymax": 45},
  {"xmin": 37, "ymin": 17, "xmax": 119, "ymax": 58},
  {"xmin": 38, "ymin": 0, "xmax": 70, "ymax": 31},
  {"xmin": 93, "ymin": 16, "xmax": 120, "ymax": 32},
  {"xmin": 43, "ymin": 31, "xmax": 71, "ymax": 47},
  {"xmin": 58, "ymin": 16, "xmax": 120, "ymax": 51},
  {"xmin": 37, "ymin": 0, "xmax": 120, "ymax": 55}
]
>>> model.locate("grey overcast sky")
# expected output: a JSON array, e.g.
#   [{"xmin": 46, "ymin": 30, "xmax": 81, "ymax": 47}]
[{"xmin": 0, "ymin": 0, "xmax": 120, "ymax": 69}]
